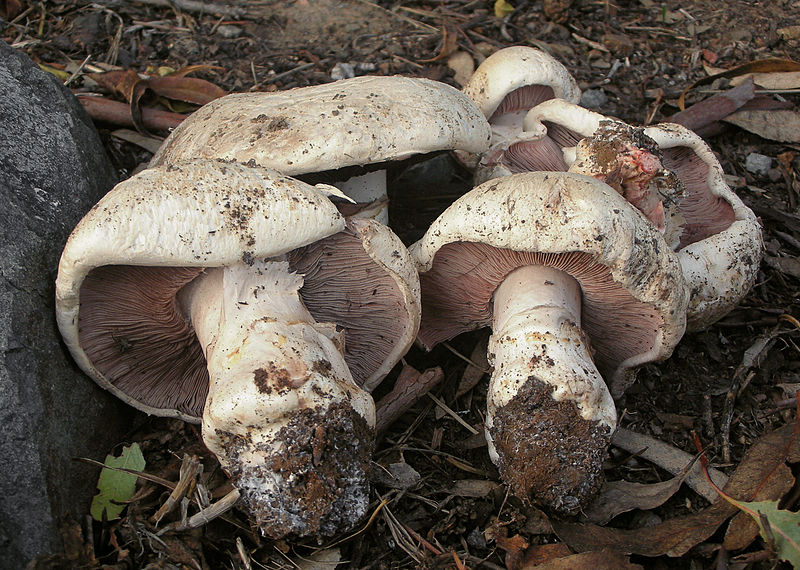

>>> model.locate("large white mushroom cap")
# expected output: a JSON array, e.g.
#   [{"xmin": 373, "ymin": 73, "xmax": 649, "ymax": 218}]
[
  {"xmin": 463, "ymin": 46, "xmax": 581, "ymax": 122},
  {"xmin": 410, "ymin": 171, "xmax": 687, "ymax": 511},
  {"xmin": 150, "ymin": 75, "xmax": 491, "ymax": 175},
  {"xmin": 412, "ymin": 171, "xmax": 688, "ymax": 395},
  {"xmin": 57, "ymin": 159, "xmax": 420, "ymax": 415}
]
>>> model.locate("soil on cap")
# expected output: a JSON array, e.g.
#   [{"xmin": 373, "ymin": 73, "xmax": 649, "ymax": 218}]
[
  {"xmin": 219, "ymin": 400, "xmax": 374, "ymax": 539},
  {"xmin": 490, "ymin": 377, "xmax": 612, "ymax": 515}
]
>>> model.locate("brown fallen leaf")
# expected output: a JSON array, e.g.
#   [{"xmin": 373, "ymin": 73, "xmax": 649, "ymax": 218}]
[
  {"xmin": 77, "ymin": 95, "xmax": 186, "ymax": 132},
  {"xmin": 611, "ymin": 428, "xmax": 728, "ymax": 503},
  {"xmin": 554, "ymin": 421, "xmax": 798, "ymax": 557},
  {"xmin": 524, "ymin": 549, "xmax": 644, "ymax": 570},
  {"xmin": 374, "ymin": 365, "xmax": 445, "ymax": 433},
  {"xmin": 723, "ymin": 462, "xmax": 795, "ymax": 551},
  {"xmin": 581, "ymin": 464, "xmax": 691, "ymax": 525},
  {"xmin": 518, "ymin": 542, "xmax": 572, "ymax": 568},
  {"xmin": 730, "ymin": 70, "xmax": 800, "ymax": 90},
  {"xmin": 764, "ymin": 255, "xmax": 800, "ymax": 279},
  {"xmin": 667, "ymin": 77, "xmax": 755, "ymax": 133},
  {"xmin": 677, "ymin": 58, "xmax": 800, "ymax": 109},
  {"xmin": 147, "ymin": 75, "xmax": 227, "ymax": 106},
  {"xmin": 723, "ymin": 109, "xmax": 800, "ymax": 143},
  {"xmin": 446, "ymin": 479, "xmax": 500, "ymax": 498}
]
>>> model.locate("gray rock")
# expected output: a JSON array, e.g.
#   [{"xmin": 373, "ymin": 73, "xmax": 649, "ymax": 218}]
[
  {"xmin": 0, "ymin": 42, "xmax": 137, "ymax": 567},
  {"xmin": 744, "ymin": 152, "xmax": 772, "ymax": 176},
  {"xmin": 580, "ymin": 89, "xmax": 608, "ymax": 109}
]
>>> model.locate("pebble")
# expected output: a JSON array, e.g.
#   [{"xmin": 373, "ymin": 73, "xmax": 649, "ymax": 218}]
[
  {"xmin": 215, "ymin": 25, "xmax": 242, "ymax": 38},
  {"xmin": 581, "ymin": 88, "xmax": 608, "ymax": 109},
  {"xmin": 744, "ymin": 152, "xmax": 772, "ymax": 176}
]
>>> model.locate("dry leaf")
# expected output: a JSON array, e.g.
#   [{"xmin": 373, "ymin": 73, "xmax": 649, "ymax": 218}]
[
  {"xmin": 582, "ymin": 470, "xmax": 689, "ymax": 525},
  {"xmin": 295, "ymin": 547, "xmax": 341, "ymax": 569},
  {"xmin": 518, "ymin": 542, "xmax": 572, "ymax": 568},
  {"xmin": 447, "ymin": 51, "xmax": 474, "ymax": 87},
  {"xmin": 678, "ymin": 58, "xmax": 800, "ymax": 110},
  {"xmin": 764, "ymin": 255, "xmax": 800, "ymax": 279},
  {"xmin": 555, "ymin": 421, "xmax": 798, "ymax": 557},
  {"xmin": 668, "ymin": 77, "xmax": 755, "ymax": 132},
  {"xmin": 147, "ymin": 75, "xmax": 227, "ymax": 106},
  {"xmin": 730, "ymin": 71, "xmax": 800, "ymax": 90},
  {"xmin": 724, "ymin": 462, "xmax": 795, "ymax": 551},
  {"xmin": 724, "ymin": 109, "xmax": 800, "ymax": 143},
  {"xmin": 111, "ymin": 129, "xmax": 163, "ymax": 154},
  {"xmin": 526, "ymin": 549, "xmax": 644, "ymax": 570}
]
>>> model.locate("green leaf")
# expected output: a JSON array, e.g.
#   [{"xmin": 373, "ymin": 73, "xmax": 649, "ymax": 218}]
[
  {"xmin": 494, "ymin": 0, "xmax": 514, "ymax": 18},
  {"xmin": 90, "ymin": 443, "xmax": 146, "ymax": 522},
  {"xmin": 723, "ymin": 496, "xmax": 800, "ymax": 566}
]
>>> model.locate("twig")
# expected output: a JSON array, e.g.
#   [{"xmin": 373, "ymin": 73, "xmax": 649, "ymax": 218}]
[
  {"xmin": 155, "ymin": 488, "xmax": 240, "ymax": 534},
  {"xmin": 427, "ymin": 392, "xmax": 479, "ymax": 435},
  {"xmin": 721, "ymin": 324, "xmax": 782, "ymax": 462},
  {"xmin": 64, "ymin": 55, "xmax": 93, "ymax": 87},
  {"xmin": 260, "ymin": 62, "xmax": 315, "ymax": 85},
  {"xmin": 89, "ymin": 0, "xmax": 245, "ymax": 18}
]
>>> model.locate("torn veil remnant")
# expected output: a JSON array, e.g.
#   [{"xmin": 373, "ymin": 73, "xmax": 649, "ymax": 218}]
[
  {"xmin": 150, "ymin": 75, "xmax": 491, "ymax": 224},
  {"xmin": 56, "ymin": 159, "xmax": 421, "ymax": 539},
  {"xmin": 410, "ymin": 171, "xmax": 687, "ymax": 513}
]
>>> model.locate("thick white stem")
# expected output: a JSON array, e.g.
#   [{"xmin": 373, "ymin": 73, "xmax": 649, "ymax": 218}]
[
  {"xmin": 178, "ymin": 259, "xmax": 376, "ymax": 537},
  {"xmin": 335, "ymin": 170, "xmax": 389, "ymax": 224},
  {"xmin": 488, "ymin": 264, "xmax": 616, "ymax": 436}
]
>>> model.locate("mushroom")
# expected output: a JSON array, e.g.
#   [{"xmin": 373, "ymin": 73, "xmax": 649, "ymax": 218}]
[
  {"xmin": 55, "ymin": 159, "xmax": 421, "ymax": 538},
  {"xmin": 642, "ymin": 123, "xmax": 763, "ymax": 330},
  {"xmin": 522, "ymin": 100, "xmax": 764, "ymax": 330},
  {"xmin": 462, "ymin": 46, "xmax": 580, "ymax": 177},
  {"xmin": 149, "ymin": 75, "xmax": 491, "ymax": 224},
  {"xmin": 410, "ymin": 171, "xmax": 687, "ymax": 512}
]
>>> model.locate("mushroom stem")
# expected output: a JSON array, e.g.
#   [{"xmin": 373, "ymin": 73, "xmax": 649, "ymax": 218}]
[
  {"xmin": 486, "ymin": 264, "xmax": 616, "ymax": 514},
  {"xmin": 335, "ymin": 170, "xmax": 389, "ymax": 224},
  {"xmin": 179, "ymin": 259, "xmax": 376, "ymax": 538}
]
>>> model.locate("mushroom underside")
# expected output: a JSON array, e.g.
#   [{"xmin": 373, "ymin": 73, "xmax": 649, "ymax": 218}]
[
  {"xmin": 660, "ymin": 146, "xmax": 736, "ymax": 247},
  {"xmin": 417, "ymin": 241, "xmax": 662, "ymax": 380},
  {"xmin": 490, "ymin": 85, "xmax": 556, "ymax": 122},
  {"xmin": 78, "ymin": 227, "xmax": 409, "ymax": 418}
]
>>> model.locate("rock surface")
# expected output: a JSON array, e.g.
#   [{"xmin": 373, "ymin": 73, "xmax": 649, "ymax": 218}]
[{"xmin": 0, "ymin": 41, "xmax": 136, "ymax": 567}]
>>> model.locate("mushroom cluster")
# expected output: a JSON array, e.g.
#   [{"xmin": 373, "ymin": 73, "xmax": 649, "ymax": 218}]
[
  {"xmin": 58, "ymin": 55, "xmax": 763, "ymax": 537},
  {"xmin": 432, "ymin": 47, "xmax": 762, "ymax": 509}
]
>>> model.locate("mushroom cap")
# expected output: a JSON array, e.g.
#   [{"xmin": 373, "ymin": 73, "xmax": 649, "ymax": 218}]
[
  {"xmin": 56, "ymin": 159, "xmax": 420, "ymax": 421},
  {"xmin": 410, "ymin": 171, "xmax": 688, "ymax": 397},
  {"xmin": 149, "ymin": 76, "xmax": 491, "ymax": 175},
  {"xmin": 463, "ymin": 46, "xmax": 581, "ymax": 121},
  {"xmin": 522, "ymin": 98, "xmax": 605, "ymax": 144},
  {"xmin": 643, "ymin": 122, "xmax": 763, "ymax": 330}
]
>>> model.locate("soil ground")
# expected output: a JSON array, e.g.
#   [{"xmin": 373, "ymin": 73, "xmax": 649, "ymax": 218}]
[{"xmin": 4, "ymin": 0, "xmax": 799, "ymax": 568}]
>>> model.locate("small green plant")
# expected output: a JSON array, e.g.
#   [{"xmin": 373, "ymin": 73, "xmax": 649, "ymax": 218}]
[{"xmin": 90, "ymin": 443, "xmax": 146, "ymax": 521}]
